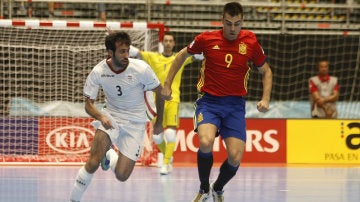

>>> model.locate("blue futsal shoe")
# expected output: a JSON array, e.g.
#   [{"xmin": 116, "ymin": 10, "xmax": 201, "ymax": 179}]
[{"xmin": 100, "ymin": 154, "xmax": 110, "ymax": 171}]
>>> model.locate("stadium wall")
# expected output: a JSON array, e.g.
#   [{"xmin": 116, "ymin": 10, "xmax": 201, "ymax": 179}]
[
  {"xmin": 172, "ymin": 118, "xmax": 360, "ymax": 165},
  {"xmin": 1, "ymin": 117, "xmax": 359, "ymax": 165}
]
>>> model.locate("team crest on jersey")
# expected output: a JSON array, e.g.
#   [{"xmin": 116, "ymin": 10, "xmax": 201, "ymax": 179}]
[
  {"xmin": 239, "ymin": 42, "xmax": 247, "ymax": 55},
  {"xmin": 197, "ymin": 112, "xmax": 203, "ymax": 123}
]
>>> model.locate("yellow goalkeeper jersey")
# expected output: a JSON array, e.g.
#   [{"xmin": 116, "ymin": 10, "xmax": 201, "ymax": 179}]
[{"xmin": 140, "ymin": 52, "xmax": 193, "ymax": 103}]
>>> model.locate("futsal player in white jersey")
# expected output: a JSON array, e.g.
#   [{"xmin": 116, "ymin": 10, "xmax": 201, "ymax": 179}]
[{"xmin": 69, "ymin": 31, "xmax": 164, "ymax": 202}]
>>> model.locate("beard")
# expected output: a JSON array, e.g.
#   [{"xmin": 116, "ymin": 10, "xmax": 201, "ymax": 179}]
[{"xmin": 113, "ymin": 56, "xmax": 129, "ymax": 69}]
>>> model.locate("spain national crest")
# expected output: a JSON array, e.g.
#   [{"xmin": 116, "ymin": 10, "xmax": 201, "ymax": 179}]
[
  {"xmin": 197, "ymin": 112, "xmax": 203, "ymax": 123},
  {"xmin": 239, "ymin": 42, "xmax": 247, "ymax": 55}
]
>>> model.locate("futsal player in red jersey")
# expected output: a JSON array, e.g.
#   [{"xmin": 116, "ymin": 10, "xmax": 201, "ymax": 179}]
[{"xmin": 160, "ymin": 2, "xmax": 273, "ymax": 202}]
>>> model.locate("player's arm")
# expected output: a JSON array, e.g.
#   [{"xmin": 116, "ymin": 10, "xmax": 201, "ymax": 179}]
[
  {"xmin": 312, "ymin": 90, "xmax": 334, "ymax": 117},
  {"xmin": 256, "ymin": 62, "xmax": 272, "ymax": 112},
  {"xmin": 85, "ymin": 98, "xmax": 114, "ymax": 130},
  {"xmin": 152, "ymin": 85, "xmax": 165, "ymax": 135},
  {"xmin": 324, "ymin": 89, "xmax": 339, "ymax": 103},
  {"xmin": 162, "ymin": 47, "xmax": 190, "ymax": 100},
  {"xmin": 309, "ymin": 80, "xmax": 325, "ymax": 106},
  {"xmin": 311, "ymin": 91, "xmax": 324, "ymax": 106}
]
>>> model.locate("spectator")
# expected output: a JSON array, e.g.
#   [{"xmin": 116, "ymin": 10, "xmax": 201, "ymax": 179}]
[
  {"xmin": 98, "ymin": 3, "xmax": 106, "ymax": 21},
  {"xmin": 309, "ymin": 59, "xmax": 339, "ymax": 118},
  {"xmin": 48, "ymin": 2, "xmax": 55, "ymax": 17}
]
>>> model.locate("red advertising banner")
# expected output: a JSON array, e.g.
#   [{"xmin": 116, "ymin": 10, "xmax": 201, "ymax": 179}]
[
  {"xmin": 36, "ymin": 117, "xmax": 286, "ymax": 164},
  {"xmin": 38, "ymin": 117, "xmax": 95, "ymax": 156},
  {"xmin": 173, "ymin": 118, "xmax": 286, "ymax": 164}
]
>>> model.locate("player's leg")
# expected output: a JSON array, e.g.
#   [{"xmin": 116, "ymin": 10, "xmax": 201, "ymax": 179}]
[
  {"xmin": 211, "ymin": 137, "xmax": 244, "ymax": 202},
  {"xmin": 192, "ymin": 123, "xmax": 217, "ymax": 202},
  {"xmin": 192, "ymin": 94, "xmax": 221, "ymax": 202},
  {"xmin": 153, "ymin": 134, "xmax": 165, "ymax": 154},
  {"xmin": 160, "ymin": 101, "xmax": 179, "ymax": 174},
  {"xmin": 160, "ymin": 127, "xmax": 176, "ymax": 175},
  {"xmin": 107, "ymin": 121, "xmax": 146, "ymax": 181},
  {"xmin": 211, "ymin": 96, "xmax": 246, "ymax": 202},
  {"xmin": 70, "ymin": 129, "xmax": 112, "ymax": 202},
  {"xmin": 154, "ymin": 101, "xmax": 172, "ymax": 155},
  {"xmin": 112, "ymin": 151, "xmax": 137, "ymax": 181},
  {"xmin": 152, "ymin": 132, "xmax": 165, "ymax": 168}
]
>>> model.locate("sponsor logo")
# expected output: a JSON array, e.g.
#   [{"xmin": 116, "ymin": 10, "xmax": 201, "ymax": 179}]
[
  {"xmin": 175, "ymin": 129, "xmax": 280, "ymax": 153},
  {"xmin": 101, "ymin": 74, "xmax": 115, "ymax": 77},
  {"xmin": 343, "ymin": 122, "xmax": 360, "ymax": 150},
  {"xmin": 46, "ymin": 126, "xmax": 94, "ymax": 154},
  {"xmin": 246, "ymin": 129, "xmax": 279, "ymax": 153},
  {"xmin": 212, "ymin": 45, "xmax": 220, "ymax": 50}
]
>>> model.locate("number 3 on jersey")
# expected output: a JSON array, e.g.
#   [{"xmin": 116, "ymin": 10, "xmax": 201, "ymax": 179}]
[{"xmin": 116, "ymin": 85, "xmax": 122, "ymax": 96}]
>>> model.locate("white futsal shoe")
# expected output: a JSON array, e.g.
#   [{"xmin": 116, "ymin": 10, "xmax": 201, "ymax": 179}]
[
  {"xmin": 192, "ymin": 189, "xmax": 210, "ymax": 202},
  {"xmin": 159, "ymin": 156, "xmax": 173, "ymax": 175},
  {"xmin": 160, "ymin": 164, "xmax": 173, "ymax": 175},
  {"xmin": 210, "ymin": 183, "xmax": 224, "ymax": 202}
]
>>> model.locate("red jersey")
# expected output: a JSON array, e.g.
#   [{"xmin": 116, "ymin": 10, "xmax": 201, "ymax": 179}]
[{"xmin": 187, "ymin": 29, "xmax": 267, "ymax": 96}]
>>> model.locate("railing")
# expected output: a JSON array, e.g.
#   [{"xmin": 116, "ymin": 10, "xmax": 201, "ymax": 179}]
[{"xmin": 0, "ymin": 0, "xmax": 359, "ymax": 35}]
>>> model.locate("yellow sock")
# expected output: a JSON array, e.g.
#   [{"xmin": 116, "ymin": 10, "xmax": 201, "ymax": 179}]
[
  {"xmin": 163, "ymin": 142, "xmax": 175, "ymax": 165},
  {"xmin": 157, "ymin": 140, "xmax": 166, "ymax": 154}
]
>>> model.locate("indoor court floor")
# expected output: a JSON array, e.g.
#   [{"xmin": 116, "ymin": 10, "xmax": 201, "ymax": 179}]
[{"xmin": 0, "ymin": 164, "xmax": 359, "ymax": 202}]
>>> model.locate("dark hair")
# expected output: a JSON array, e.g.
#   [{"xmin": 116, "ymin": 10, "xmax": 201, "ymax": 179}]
[
  {"xmin": 105, "ymin": 31, "xmax": 132, "ymax": 52},
  {"xmin": 223, "ymin": 2, "xmax": 243, "ymax": 19},
  {"xmin": 163, "ymin": 32, "xmax": 175, "ymax": 42},
  {"xmin": 317, "ymin": 59, "xmax": 330, "ymax": 66}
]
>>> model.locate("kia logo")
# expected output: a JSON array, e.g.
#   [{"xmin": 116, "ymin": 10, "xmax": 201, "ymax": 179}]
[{"xmin": 46, "ymin": 126, "xmax": 95, "ymax": 154}]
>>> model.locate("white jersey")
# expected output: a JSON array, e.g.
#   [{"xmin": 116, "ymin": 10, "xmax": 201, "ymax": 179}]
[{"xmin": 84, "ymin": 58, "xmax": 160, "ymax": 122}]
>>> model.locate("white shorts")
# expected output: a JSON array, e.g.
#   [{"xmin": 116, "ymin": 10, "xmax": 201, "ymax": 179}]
[{"xmin": 91, "ymin": 109, "xmax": 146, "ymax": 161}]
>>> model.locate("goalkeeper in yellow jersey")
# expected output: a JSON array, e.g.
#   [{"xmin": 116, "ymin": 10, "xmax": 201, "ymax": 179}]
[{"xmin": 130, "ymin": 32, "xmax": 203, "ymax": 175}]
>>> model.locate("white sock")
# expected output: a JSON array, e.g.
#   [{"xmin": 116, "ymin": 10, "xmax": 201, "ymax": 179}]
[
  {"xmin": 69, "ymin": 166, "xmax": 94, "ymax": 202},
  {"xmin": 107, "ymin": 149, "xmax": 119, "ymax": 172}
]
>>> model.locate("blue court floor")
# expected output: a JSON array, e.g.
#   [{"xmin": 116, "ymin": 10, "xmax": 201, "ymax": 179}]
[{"xmin": 0, "ymin": 164, "xmax": 359, "ymax": 202}]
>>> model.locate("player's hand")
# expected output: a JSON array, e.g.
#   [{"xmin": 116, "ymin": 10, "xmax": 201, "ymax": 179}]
[
  {"xmin": 160, "ymin": 85, "xmax": 172, "ymax": 101},
  {"xmin": 100, "ymin": 116, "xmax": 114, "ymax": 130},
  {"xmin": 257, "ymin": 100, "xmax": 270, "ymax": 113},
  {"xmin": 316, "ymin": 97, "xmax": 326, "ymax": 106},
  {"xmin": 325, "ymin": 108, "xmax": 334, "ymax": 118},
  {"xmin": 152, "ymin": 120, "xmax": 164, "ymax": 136}
]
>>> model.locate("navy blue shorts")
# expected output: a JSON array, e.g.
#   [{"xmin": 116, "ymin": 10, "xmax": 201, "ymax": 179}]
[{"xmin": 194, "ymin": 93, "xmax": 246, "ymax": 141}]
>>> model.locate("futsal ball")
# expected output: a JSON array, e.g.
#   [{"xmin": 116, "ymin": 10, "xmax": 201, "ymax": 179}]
[{"xmin": 144, "ymin": 91, "xmax": 157, "ymax": 120}]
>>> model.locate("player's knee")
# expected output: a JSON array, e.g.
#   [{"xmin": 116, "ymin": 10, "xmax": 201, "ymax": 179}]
[
  {"xmin": 227, "ymin": 151, "xmax": 243, "ymax": 166},
  {"xmin": 198, "ymin": 135, "xmax": 215, "ymax": 151},
  {"xmin": 227, "ymin": 157, "xmax": 241, "ymax": 167},
  {"xmin": 85, "ymin": 158, "xmax": 100, "ymax": 173},
  {"xmin": 115, "ymin": 172, "xmax": 130, "ymax": 182},
  {"xmin": 153, "ymin": 132, "xmax": 164, "ymax": 144},
  {"xmin": 164, "ymin": 128, "xmax": 176, "ymax": 143}
]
